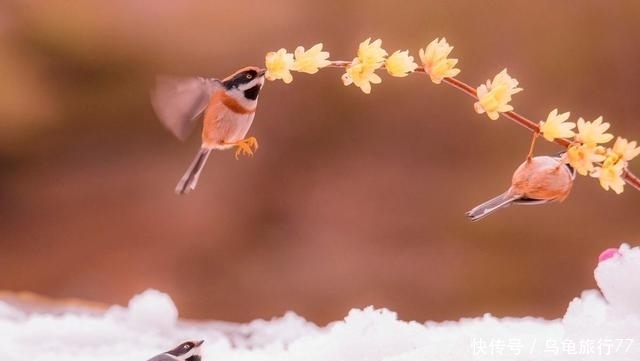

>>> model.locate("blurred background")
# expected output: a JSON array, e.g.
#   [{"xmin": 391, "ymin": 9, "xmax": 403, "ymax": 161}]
[{"xmin": 1, "ymin": 0, "xmax": 639, "ymax": 324}]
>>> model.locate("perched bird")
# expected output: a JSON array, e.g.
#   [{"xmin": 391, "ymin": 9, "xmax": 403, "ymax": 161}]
[
  {"xmin": 146, "ymin": 340, "xmax": 204, "ymax": 361},
  {"xmin": 151, "ymin": 67, "xmax": 266, "ymax": 194},
  {"xmin": 466, "ymin": 154, "xmax": 576, "ymax": 221}
]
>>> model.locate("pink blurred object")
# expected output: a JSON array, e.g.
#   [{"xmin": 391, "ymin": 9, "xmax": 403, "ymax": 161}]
[{"xmin": 598, "ymin": 248, "xmax": 621, "ymax": 263}]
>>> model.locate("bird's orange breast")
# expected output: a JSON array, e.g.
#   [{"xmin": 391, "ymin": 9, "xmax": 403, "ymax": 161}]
[
  {"xmin": 201, "ymin": 90, "xmax": 257, "ymax": 148},
  {"xmin": 210, "ymin": 91, "xmax": 256, "ymax": 115}
]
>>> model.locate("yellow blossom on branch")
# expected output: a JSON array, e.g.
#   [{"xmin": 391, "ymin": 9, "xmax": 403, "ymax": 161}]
[
  {"xmin": 265, "ymin": 48, "xmax": 295, "ymax": 83},
  {"xmin": 610, "ymin": 137, "xmax": 640, "ymax": 162},
  {"xmin": 538, "ymin": 108, "xmax": 575, "ymax": 141},
  {"xmin": 292, "ymin": 43, "xmax": 331, "ymax": 74},
  {"xmin": 419, "ymin": 38, "xmax": 460, "ymax": 84},
  {"xmin": 473, "ymin": 69, "xmax": 523, "ymax": 120},
  {"xmin": 385, "ymin": 50, "xmax": 418, "ymax": 77},
  {"xmin": 575, "ymin": 116, "xmax": 614, "ymax": 146},
  {"xmin": 342, "ymin": 38, "xmax": 388, "ymax": 93},
  {"xmin": 259, "ymin": 37, "xmax": 640, "ymax": 194},
  {"xmin": 589, "ymin": 137, "xmax": 640, "ymax": 194},
  {"xmin": 566, "ymin": 144, "xmax": 606, "ymax": 176},
  {"xmin": 592, "ymin": 157, "xmax": 626, "ymax": 194},
  {"xmin": 341, "ymin": 63, "xmax": 382, "ymax": 94},
  {"xmin": 357, "ymin": 38, "xmax": 387, "ymax": 68}
]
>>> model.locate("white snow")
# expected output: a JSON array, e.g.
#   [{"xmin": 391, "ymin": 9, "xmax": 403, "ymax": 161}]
[
  {"xmin": 595, "ymin": 244, "xmax": 640, "ymax": 316},
  {"xmin": 121, "ymin": 289, "xmax": 179, "ymax": 330},
  {"xmin": 1, "ymin": 244, "xmax": 639, "ymax": 361}
]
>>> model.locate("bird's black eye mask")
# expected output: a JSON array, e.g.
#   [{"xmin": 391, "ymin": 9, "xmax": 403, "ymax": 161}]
[{"xmin": 223, "ymin": 70, "xmax": 259, "ymax": 89}]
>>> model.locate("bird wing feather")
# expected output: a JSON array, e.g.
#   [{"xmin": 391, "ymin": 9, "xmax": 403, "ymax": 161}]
[{"xmin": 151, "ymin": 76, "xmax": 222, "ymax": 141}]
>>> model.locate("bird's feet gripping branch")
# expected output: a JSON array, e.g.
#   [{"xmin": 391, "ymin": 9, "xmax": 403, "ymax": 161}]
[{"xmin": 230, "ymin": 136, "xmax": 259, "ymax": 159}]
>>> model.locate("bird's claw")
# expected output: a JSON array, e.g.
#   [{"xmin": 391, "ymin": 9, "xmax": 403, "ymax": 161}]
[{"xmin": 233, "ymin": 137, "xmax": 259, "ymax": 159}]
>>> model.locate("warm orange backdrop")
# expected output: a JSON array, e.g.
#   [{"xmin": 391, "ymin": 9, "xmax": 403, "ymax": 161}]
[{"xmin": 1, "ymin": 1, "xmax": 639, "ymax": 324}]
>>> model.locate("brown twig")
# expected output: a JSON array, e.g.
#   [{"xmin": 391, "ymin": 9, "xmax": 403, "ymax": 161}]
[{"xmin": 526, "ymin": 133, "xmax": 539, "ymax": 161}]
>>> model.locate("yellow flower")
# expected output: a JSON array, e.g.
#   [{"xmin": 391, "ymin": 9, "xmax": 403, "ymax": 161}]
[
  {"xmin": 341, "ymin": 62, "xmax": 382, "ymax": 94},
  {"xmin": 341, "ymin": 38, "xmax": 387, "ymax": 94},
  {"xmin": 419, "ymin": 37, "xmax": 461, "ymax": 84},
  {"xmin": 589, "ymin": 137, "xmax": 638, "ymax": 194},
  {"xmin": 575, "ymin": 116, "xmax": 614, "ymax": 146},
  {"xmin": 385, "ymin": 50, "xmax": 418, "ymax": 77},
  {"xmin": 610, "ymin": 137, "xmax": 640, "ymax": 162},
  {"xmin": 592, "ymin": 157, "xmax": 626, "ymax": 194},
  {"xmin": 538, "ymin": 109, "xmax": 575, "ymax": 141},
  {"xmin": 473, "ymin": 69, "xmax": 523, "ymax": 120},
  {"xmin": 265, "ymin": 48, "xmax": 295, "ymax": 83},
  {"xmin": 566, "ymin": 144, "xmax": 606, "ymax": 176},
  {"xmin": 292, "ymin": 43, "xmax": 331, "ymax": 74},
  {"xmin": 356, "ymin": 38, "xmax": 387, "ymax": 69}
]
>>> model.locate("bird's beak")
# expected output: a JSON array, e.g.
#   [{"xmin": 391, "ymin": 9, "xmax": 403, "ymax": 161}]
[
  {"xmin": 194, "ymin": 340, "xmax": 205, "ymax": 347},
  {"xmin": 257, "ymin": 68, "xmax": 267, "ymax": 77}
]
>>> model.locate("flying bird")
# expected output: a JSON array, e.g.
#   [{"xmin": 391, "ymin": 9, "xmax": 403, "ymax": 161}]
[{"xmin": 151, "ymin": 67, "xmax": 266, "ymax": 194}]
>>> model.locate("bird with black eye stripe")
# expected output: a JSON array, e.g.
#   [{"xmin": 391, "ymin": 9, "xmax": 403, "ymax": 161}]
[
  {"xmin": 146, "ymin": 340, "xmax": 204, "ymax": 361},
  {"xmin": 151, "ymin": 66, "xmax": 267, "ymax": 195}
]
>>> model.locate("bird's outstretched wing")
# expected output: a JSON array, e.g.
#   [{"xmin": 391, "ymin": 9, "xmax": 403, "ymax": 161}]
[{"xmin": 150, "ymin": 76, "xmax": 222, "ymax": 141}]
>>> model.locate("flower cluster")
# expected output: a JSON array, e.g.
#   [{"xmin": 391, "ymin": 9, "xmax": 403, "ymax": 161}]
[
  {"xmin": 263, "ymin": 37, "xmax": 639, "ymax": 195},
  {"xmin": 265, "ymin": 37, "xmax": 461, "ymax": 94},
  {"xmin": 593, "ymin": 137, "xmax": 640, "ymax": 193},
  {"xmin": 538, "ymin": 110, "xmax": 639, "ymax": 193},
  {"xmin": 419, "ymin": 38, "xmax": 460, "ymax": 84},
  {"xmin": 341, "ymin": 38, "xmax": 389, "ymax": 94},
  {"xmin": 264, "ymin": 43, "xmax": 331, "ymax": 84},
  {"xmin": 473, "ymin": 69, "xmax": 523, "ymax": 120}
]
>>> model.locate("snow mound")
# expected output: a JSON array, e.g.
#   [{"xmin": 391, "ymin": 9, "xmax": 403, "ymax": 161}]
[
  {"xmin": 1, "ymin": 244, "xmax": 639, "ymax": 361},
  {"xmin": 595, "ymin": 244, "xmax": 640, "ymax": 315}
]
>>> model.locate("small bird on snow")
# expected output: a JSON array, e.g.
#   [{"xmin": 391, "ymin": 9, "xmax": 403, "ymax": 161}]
[{"xmin": 146, "ymin": 340, "xmax": 204, "ymax": 361}]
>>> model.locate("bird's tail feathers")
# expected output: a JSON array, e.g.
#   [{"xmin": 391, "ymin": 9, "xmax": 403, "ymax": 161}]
[
  {"xmin": 175, "ymin": 148, "xmax": 212, "ymax": 195},
  {"xmin": 466, "ymin": 192, "xmax": 518, "ymax": 221}
]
